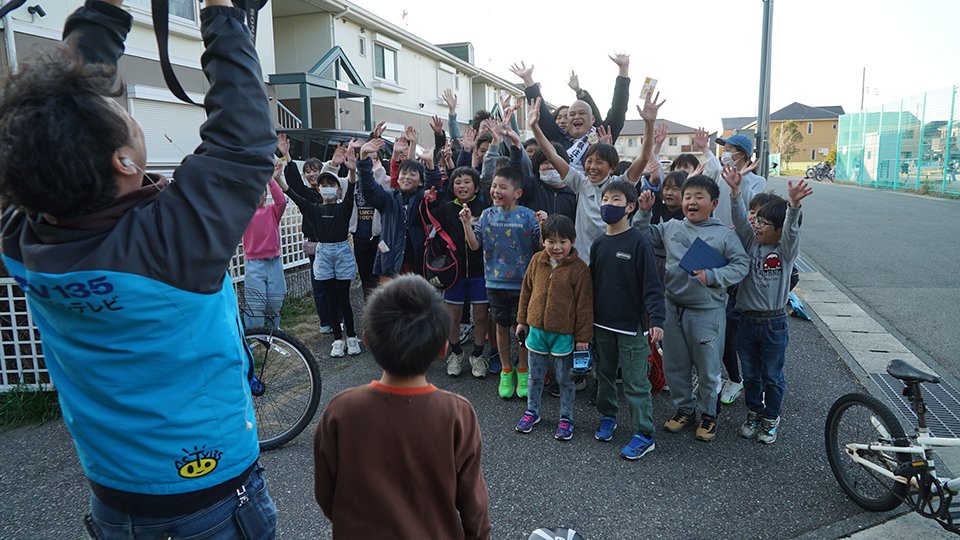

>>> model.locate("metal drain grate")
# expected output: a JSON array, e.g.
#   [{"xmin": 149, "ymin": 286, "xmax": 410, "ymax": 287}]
[
  {"xmin": 871, "ymin": 373, "xmax": 960, "ymax": 438},
  {"xmin": 795, "ymin": 257, "xmax": 816, "ymax": 273}
]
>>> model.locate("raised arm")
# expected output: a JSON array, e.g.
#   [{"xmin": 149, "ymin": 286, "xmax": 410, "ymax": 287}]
[
  {"xmin": 623, "ymin": 92, "xmax": 665, "ymax": 183},
  {"xmin": 603, "ymin": 54, "xmax": 631, "ymax": 141},
  {"xmin": 695, "ymin": 127, "xmax": 722, "ymax": 181},
  {"xmin": 459, "ymin": 205, "xmax": 480, "ymax": 251},
  {"xmin": 511, "ymin": 61, "xmax": 571, "ymax": 146},
  {"xmin": 722, "ymin": 165, "xmax": 756, "ymax": 248},
  {"xmin": 442, "ymin": 89, "xmax": 462, "ymax": 140},
  {"xmin": 528, "ymin": 98, "xmax": 570, "ymax": 179},
  {"xmin": 357, "ymin": 139, "xmax": 388, "ymax": 210}
]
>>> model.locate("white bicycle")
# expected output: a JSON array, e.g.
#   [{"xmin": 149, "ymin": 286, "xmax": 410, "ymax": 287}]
[{"xmin": 825, "ymin": 359, "xmax": 960, "ymax": 534}]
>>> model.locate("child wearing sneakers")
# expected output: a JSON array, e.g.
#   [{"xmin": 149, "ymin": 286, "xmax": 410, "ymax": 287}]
[
  {"xmin": 721, "ymin": 167, "xmax": 812, "ymax": 444},
  {"xmin": 590, "ymin": 181, "xmax": 666, "ymax": 459},
  {"xmin": 514, "ymin": 215, "xmax": 593, "ymax": 440},
  {"xmin": 313, "ymin": 275, "xmax": 491, "ymax": 538},
  {"xmin": 634, "ymin": 176, "xmax": 749, "ymax": 442},
  {"xmin": 276, "ymin": 160, "xmax": 361, "ymax": 358},
  {"xmin": 461, "ymin": 167, "xmax": 541, "ymax": 399}
]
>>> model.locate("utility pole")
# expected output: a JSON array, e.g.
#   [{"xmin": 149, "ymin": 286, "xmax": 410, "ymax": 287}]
[
  {"xmin": 860, "ymin": 67, "xmax": 865, "ymax": 111},
  {"xmin": 756, "ymin": 0, "xmax": 774, "ymax": 178}
]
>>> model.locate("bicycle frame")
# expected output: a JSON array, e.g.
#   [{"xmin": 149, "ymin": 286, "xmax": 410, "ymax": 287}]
[{"xmin": 846, "ymin": 431, "xmax": 960, "ymax": 488}]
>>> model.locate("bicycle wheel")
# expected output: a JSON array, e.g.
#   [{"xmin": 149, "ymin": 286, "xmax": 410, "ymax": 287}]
[
  {"xmin": 244, "ymin": 327, "xmax": 322, "ymax": 451},
  {"xmin": 825, "ymin": 392, "xmax": 911, "ymax": 512}
]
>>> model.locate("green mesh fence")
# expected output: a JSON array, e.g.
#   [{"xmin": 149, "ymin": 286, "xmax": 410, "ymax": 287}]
[{"xmin": 836, "ymin": 85, "xmax": 959, "ymax": 195}]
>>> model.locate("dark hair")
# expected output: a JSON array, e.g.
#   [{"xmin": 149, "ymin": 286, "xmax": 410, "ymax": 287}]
[
  {"xmin": 613, "ymin": 160, "xmax": 632, "ymax": 176},
  {"xmin": 0, "ymin": 47, "xmax": 128, "ymax": 218},
  {"xmin": 757, "ymin": 198, "xmax": 803, "ymax": 229},
  {"xmin": 449, "ymin": 166, "xmax": 480, "ymax": 191},
  {"xmin": 601, "ymin": 179, "xmax": 639, "ymax": 203},
  {"xmin": 523, "ymin": 138, "xmax": 538, "ymax": 149},
  {"xmin": 492, "ymin": 166, "xmax": 524, "ymax": 189},
  {"xmin": 584, "ymin": 143, "xmax": 619, "ymax": 168},
  {"xmin": 363, "ymin": 275, "xmax": 450, "ymax": 377},
  {"xmin": 680, "ymin": 174, "xmax": 720, "ymax": 200},
  {"xmin": 303, "ymin": 158, "xmax": 323, "ymax": 171},
  {"xmin": 398, "ymin": 159, "xmax": 425, "ymax": 182},
  {"xmin": 471, "ymin": 110, "xmax": 492, "ymax": 131},
  {"xmin": 748, "ymin": 191, "xmax": 781, "ymax": 211},
  {"xmin": 495, "ymin": 156, "xmax": 510, "ymax": 170},
  {"xmin": 532, "ymin": 143, "xmax": 569, "ymax": 172},
  {"xmin": 475, "ymin": 134, "xmax": 493, "ymax": 151},
  {"xmin": 541, "ymin": 214, "xmax": 576, "ymax": 242},
  {"xmin": 663, "ymin": 171, "xmax": 688, "ymax": 189},
  {"xmin": 553, "ymin": 105, "xmax": 569, "ymax": 121},
  {"xmin": 670, "ymin": 154, "xmax": 700, "ymax": 172},
  {"xmin": 317, "ymin": 172, "xmax": 340, "ymax": 187}
]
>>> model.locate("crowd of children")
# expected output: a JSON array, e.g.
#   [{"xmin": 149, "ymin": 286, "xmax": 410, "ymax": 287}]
[{"xmin": 300, "ymin": 55, "xmax": 814, "ymax": 536}]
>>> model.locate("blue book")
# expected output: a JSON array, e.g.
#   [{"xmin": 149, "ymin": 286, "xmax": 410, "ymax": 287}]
[{"xmin": 679, "ymin": 237, "xmax": 728, "ymax": 275}]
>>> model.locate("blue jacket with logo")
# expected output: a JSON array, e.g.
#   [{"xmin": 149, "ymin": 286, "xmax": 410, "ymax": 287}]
[{"xmin": 1, "ymin": 3, "xmax": 275, "ymax": 501}]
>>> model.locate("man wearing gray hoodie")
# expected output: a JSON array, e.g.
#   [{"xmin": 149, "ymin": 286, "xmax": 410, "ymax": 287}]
[{"xmin": 634, "ymin": 176, "xmax": 749, "ymax": 442}]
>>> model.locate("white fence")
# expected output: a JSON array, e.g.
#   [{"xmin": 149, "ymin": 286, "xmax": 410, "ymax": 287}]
[{"xmin": 0, "ymin": 203, "xmax": 309, "ymax": 392}]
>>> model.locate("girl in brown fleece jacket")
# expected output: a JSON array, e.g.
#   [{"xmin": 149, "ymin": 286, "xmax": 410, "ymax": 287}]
[{"xmin": 515, "ymin": 215, "xmax": 594, "ymax": 440}]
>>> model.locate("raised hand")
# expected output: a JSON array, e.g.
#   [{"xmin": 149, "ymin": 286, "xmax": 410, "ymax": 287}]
[
  {"xmin": 459, "ymin": 205, "xmax": 473, "ymax": 224},
  {"xmin": 430, "ymin": 115, "xmax": 443, "ymax": 135},
  {"xmin": 481, "ymin": 119, "xmax": 502, "ymax": 146},
  {"xmin": 653, "ymin": 122, "xmax": 668, "ymax": 146},
  {"xmin": 277, "ymin": 133, "xmax": 291, "ymax": 160},
  {"xmin": 460, "ymin": 127, "xmax": 477, "ymax": 151},
  {"xmin": 721, "ymin": 165, "xmax": 743, "ymax": 194},
  {"xmin": 787, "ymin": 179, "xmax": 813, "ymax": 207},
  {"xmin": 567, "ymin": 70, "xmax": 580, "ymax": 93},
  {"xmin": 535, "ymin": 210, "xmax": 548, "ymax": 225},
  {"xmin": 419, "ymin": 146, "xmax": 436, "ymax": 170},
  {"xmin": 272, "ymin": 157, "xmax": 284, "ymax": 180},
  {"xmin": 360, "ymin": 138, "xmax": 385, "ymax": 160},
  {"xmin": 637, "ymin": 92, "xmax": 665, "ymax": 124},
  {"xmin": 404, "ymin": 125, "xmax": 418, "ymax": 146},
  {"xmin": 392, "ymin": 137, "xmax": 409, "ymax": 159},
  {"xmin": 609, "ymin": 53, "xmax": 630, "ymax": 76},
  {"xmin": 692, "ymin": 127, "xmax": 709, "ymax": 150},
  {"xmin": 739, "ymin": 159, "xmax": 761, "ymax": 176},
  {"xmin": 691, "ymin": 162, "xmax": 705, "ymax": 177},
  {"xmin": 527, "ymin": 97, "xmax": 541, "ymax": 130},
  {"xmin": 344, "ymin": 144, "xmax": 358, "ymax": 171},
  {"xmin": 423, "ymin": 185, "xmax": 438, "ymax": 203},
  {"xmin": 441, "ymin": 89, "xmax": 457, "ymax": 114},
  {"xmin": 642, "ymin": 159, "xmax": 659, "ymax": 176},
  {"xmin": 502, "ymin": 123, "xmax": 521, "ymax": 147},
  {"xmin": 371, "ymin": 120, "xmax": 387, "ymax": 139},
  {"xmin": 638, "ymin": 189, "xmax": 655, "ymax": 212},
  {"xmin": 331, "ymin": 144, "xmax": 347, "ymax": 167},
  {"xmin": 597, "ymin": 125, "xmax": 613, "ymax": 145},
  {"xmin": 509, "ymin": 61, "xmax": 535, "ymax": 85},
  {"xmin": 499, "ymin": 91, "xmax": 512, "ymax": 113}
]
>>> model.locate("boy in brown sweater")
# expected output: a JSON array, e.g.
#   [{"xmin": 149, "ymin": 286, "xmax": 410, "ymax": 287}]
[
  {"xmin": 515, "ymin": 215, "xmax": 594, "ymax": 440},
  {"xmin": 313, "ymin": 275, "xmax": 491, "ymax": 539}
]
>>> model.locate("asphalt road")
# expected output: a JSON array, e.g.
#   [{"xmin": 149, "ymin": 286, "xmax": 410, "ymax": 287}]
[{"xmin": 764, "ymin": 177, "xmax": 960, "ymax": 382}]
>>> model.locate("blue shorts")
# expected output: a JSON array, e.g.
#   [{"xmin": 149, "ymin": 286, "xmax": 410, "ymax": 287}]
[
  {"xmin": 314, "ymin": 241, "xmax": 356, "ymax": 281},
  {"xmin": 443, "ymin": 278, "xmax": 488, "ymax": 305}
]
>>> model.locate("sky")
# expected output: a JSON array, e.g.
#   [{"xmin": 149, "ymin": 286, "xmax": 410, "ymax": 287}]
[{"xmin": 350, "ymin": 0, "xmax": 960, "ymax": 133}]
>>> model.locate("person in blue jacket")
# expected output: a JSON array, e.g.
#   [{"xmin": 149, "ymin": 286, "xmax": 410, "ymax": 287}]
[{"xmin": 0, "ymin": 1, "xmax": 277, "ymax": 537}]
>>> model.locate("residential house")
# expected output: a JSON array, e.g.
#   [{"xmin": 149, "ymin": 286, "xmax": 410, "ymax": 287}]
[
  {"xmin": 615, "ymin": 119, "xmax": 716, "ymax": 163},
  {"xmin": 720, "ymin": 116, "xmax": 755, "ymax": 140},
  {"xmin": 742, "ymin": 102, "xmax": 845, "ymax": 169}
]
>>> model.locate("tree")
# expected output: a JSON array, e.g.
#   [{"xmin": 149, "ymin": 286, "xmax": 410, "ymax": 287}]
[
  {"xmin": 823, "ymin": 145, "xmax": 837, "ymax": 166},
  {"xmin": 771, "ymin": 121, "xmax": 804, "ymax": 167}
]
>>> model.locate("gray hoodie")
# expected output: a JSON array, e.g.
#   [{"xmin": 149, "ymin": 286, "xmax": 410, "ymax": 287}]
[
  {"xmin": 634, "ymin": 213, "xmax": 749, "ymax": 309},
  {"xmin": 730, "ymin": 194, "xmax": 801, "ymax": 312}
]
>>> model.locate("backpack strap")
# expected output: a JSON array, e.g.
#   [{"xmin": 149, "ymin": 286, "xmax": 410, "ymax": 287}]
[{"xmin": 419, "ymin": 197, "xmax": 457, "ymax": 254}]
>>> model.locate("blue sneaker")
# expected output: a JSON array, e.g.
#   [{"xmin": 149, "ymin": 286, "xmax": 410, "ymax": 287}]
[
  {"xmin": 620, "ymin": 432, "xmax": 656, "ymax": 460},
  {"xmin": 554, "ymin": 417, "xmax": 574, "ymax": 441},
  {"xmin": 488, "ymin": 351, "xmax": 502, "ymax": 373},
  {"xmin": 595, "ymin": 416, "xmax": 617, "ymax": 442},
  {"xmin": 515, "ymin": 410, "xmax": 540, "ymax": 433}
]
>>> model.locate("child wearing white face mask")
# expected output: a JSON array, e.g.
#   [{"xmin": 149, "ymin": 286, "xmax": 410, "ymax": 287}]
[
  {"xmin": 278, "ymin": 160, "xmax": 361, "ymax": 358},
  {"xmin": 515, "ymin": 142, "xmax": 578, "ymax": 223}
]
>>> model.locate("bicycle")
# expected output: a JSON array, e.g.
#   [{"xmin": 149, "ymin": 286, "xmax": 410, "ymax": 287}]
[
  {"xmin": 238, "ymin": 287, "xmax": 322, "ymax": 451},
  {"xmin": 825, "ymin": 358, "xmax": 960, "ymax": 534}
]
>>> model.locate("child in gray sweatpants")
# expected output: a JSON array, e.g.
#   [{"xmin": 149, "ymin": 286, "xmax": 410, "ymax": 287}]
[{"xmin": 635, "ymin": 175, "xmax": 748, "ymax": 441}]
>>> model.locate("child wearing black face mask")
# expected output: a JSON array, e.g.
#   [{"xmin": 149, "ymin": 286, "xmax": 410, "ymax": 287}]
[{"xmin": 589, "ymin": 180, "xmax": 666, "ymax": 460}]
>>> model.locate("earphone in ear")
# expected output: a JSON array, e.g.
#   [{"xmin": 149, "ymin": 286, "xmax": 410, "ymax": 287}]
[{"xmin": 121, "ymin": 158, "xmax": 134, "ymax": 168}]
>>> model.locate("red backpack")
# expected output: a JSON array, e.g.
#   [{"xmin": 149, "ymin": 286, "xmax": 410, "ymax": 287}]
[{"xmin": 419, "ymin": 198, "xmax": 460, "ymax": 290}]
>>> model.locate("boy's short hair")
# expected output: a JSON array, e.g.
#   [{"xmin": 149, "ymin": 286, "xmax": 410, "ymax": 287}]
[
  {"xmin": 540, "ymin": 214, "xmax": 576, "ymax": 242},
  {"xmin": 317, "ymin": 172, "xmax": 340, "ymax": 187},
  {"xmin": 0, "ymin": 47, "xmax": 127, "ymax": 218},
  {"xmin": 663, "ymin": 171, "xmax": 688, "ymax": 189},
  {"xmin": 398, "ymin": 159, "xmax": 425, "ymax": 182},
  {"xmin": 670, "ymin": 154, "xmax": 700, "ymax": 172},
  {"xmin": 523, "ymin": 138, "xmax": 538, "ymax": 149},
  {"xmin": 471, "ymin": 110, "xmax": 492, "ymax": 131},
  {"xmin": 303, "ymin": 158, "xmax": 323, "ymax": 171},
  {"xmin": 583, "ymin": 143, "xmax": 619, "ymax": 168},
  {"xmin": 476, "ymin": 134, "xmax": 493, "ymax": 150},
  {"xmin": 495, "ymin": 156, "xmax": 510, "ymax": 170},
  {"xmin": 363, "ymin": 275, "xmax": 450, "ymax": 377},
  {"xmin": 748, "ymin": 191, "xmax": 780, "ymax": 210},
  {"xmin": 601, "ymin": 179, "xmax": 639, "ymax": 218},
  {"xmin": 449, "ymin": 166, "xmax": 480, "ymax": 191},
  {"xmin": 757, "ymin": 199, "xmax": 803, "ymax": 229},
  {"xmin": 681, "ymin": 174, "xmax": 720, "ymax": 200},
  {"xmin": 492, "ymin": 166, "xmax": 524, "ymax": 189},
  {"xmin": 613, "ymin": 160, "xmax": 632, "ymax": 176},
  {"xmin": 532, "ymin": 143, "xmax": 569, "ymax": 172}
]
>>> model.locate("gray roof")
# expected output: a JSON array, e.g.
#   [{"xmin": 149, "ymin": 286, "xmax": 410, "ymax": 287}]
[
  {"xmin": 722, "ymin": 116, "xmax": 755, "ymax": 131},
  {"xmin": 619, "ymin": 118, "xmax": 698, "ymax": 136},
  {"xmin": 770, "ymin": 102, "xmax": 845, "ymax": 121}
]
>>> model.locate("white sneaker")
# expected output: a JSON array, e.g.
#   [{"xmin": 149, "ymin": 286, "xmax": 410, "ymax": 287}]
[
  {"xmin": 447, "ymin": 352, "xmax": 463, "ymax": 376},
  {"xmin": 346, "ymin": 337, "xmax": 361, "ymax": 356},
  {"xmin": 469, "ymin": 354, "xmax": 488, "ymax": 379},
  {"xmin": 331, "ymin": 339, "xmax": 345, "ymax": 358},
  {"xmin": 720, "ymin": 379, "xmax": 744, "ymax": 405}
]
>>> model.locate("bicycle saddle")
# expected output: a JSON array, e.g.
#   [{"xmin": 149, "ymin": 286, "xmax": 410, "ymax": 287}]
[{"xmin": 887, "ymin": 358, "xmax": 940, "ymax": 384}]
